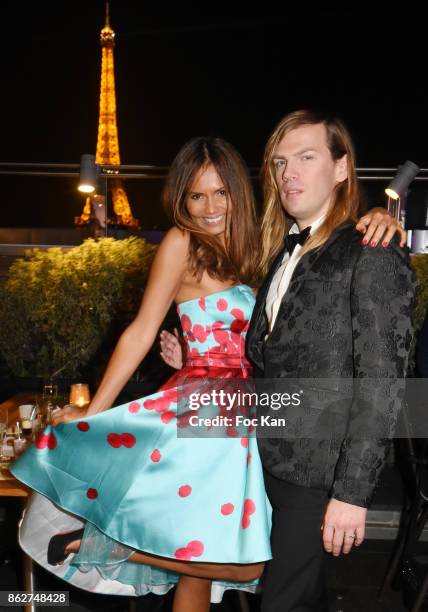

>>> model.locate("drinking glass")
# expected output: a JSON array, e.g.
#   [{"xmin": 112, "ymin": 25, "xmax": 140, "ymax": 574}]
[
  {"xmin": 0, "ymin": 410, "xmax": 8, "ymax": 461},
  {"xmin": 36, "ymin": 382, "xmax": 59, "ymax": 430},
  {"xmin": 43, "ymin": 382, "xmax": 58, "ymax": 401}
]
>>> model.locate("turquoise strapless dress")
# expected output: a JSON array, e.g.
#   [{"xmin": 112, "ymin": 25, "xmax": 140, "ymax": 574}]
[{"xmin": 11, "ymin": 285, "xmax": 272, "ymax": 602}]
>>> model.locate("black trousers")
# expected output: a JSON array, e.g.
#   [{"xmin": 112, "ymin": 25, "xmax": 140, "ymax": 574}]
[{"xmin": 261, "ymin": 469, "xmax": 330, "ymax": 612}]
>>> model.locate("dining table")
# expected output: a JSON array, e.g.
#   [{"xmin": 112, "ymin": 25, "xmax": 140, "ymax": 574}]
[{"xmin": 1, "ymin": 392, "xmax": 40, "ymax": 612}]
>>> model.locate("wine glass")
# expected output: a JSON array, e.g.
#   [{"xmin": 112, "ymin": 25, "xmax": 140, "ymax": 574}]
[
  {"xmin": 0, "ymin": 410, "xmax": 8, "ymax": 462},
  {"xmin": 39, "ymin": 381, "xmax": 59, "ymax": 427},
  {"xmin": 43, "ymin": 382, "xmax": 58, "ymax": 402}
]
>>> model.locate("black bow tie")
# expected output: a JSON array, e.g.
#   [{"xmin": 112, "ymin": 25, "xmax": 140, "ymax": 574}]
[{"xmin": 284, "ymin": 226, "xmax": 311, "ymax": 255}]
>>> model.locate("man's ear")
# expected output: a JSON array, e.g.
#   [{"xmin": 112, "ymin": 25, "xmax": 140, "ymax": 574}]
[{"xmin": 335, "ymin": 154, "xmax": 348, "ymax": 183}]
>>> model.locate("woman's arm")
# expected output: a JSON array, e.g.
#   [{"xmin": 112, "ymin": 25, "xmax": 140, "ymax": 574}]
[{"xmin": 53, "ymin": 228, "xmax": 189, "ymax": 424}]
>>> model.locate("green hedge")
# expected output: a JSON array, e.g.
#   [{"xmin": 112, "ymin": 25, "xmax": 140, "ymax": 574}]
[
  {"xmin": 0, "ymin": 237, "xmax": 156, "ymax": 379},
  {"xmin": 411, "ymin": 254, "xmax": 428, "ymax": 334}
]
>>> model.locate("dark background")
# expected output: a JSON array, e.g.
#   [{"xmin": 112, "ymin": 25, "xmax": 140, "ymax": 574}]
[{"xmin": 0, "ymin": 2, "xmax": 426, "ymax": 229}]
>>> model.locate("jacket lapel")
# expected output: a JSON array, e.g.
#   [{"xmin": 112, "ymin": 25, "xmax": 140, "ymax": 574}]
[
  {"xmin": 247, "ymin": 223, "xmax": 355, "ymax": 367},
  {"xmin": 266, "ymin": 223, "xmax": 354, "ymax": 340}
]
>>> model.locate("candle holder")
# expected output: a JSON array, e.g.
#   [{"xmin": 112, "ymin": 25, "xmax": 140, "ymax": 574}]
[{"xmin": 69, "ymin": 383, "xmax": 91, "ymax": 407}]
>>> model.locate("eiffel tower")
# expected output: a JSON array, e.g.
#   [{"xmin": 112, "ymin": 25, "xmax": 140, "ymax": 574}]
[{"xmin": 76, "ymin": 1, "xmax": 139, "ymax": 228}]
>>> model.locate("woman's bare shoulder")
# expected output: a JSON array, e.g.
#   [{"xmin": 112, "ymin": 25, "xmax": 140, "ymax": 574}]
[{"xmin": 160, "ymin": 227, "xmax": 190, "ymax": 251}]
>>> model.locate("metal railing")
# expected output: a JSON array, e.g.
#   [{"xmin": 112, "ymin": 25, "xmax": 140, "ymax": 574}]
[{"xmin": 1, "ymin": 162, "xmax": 428, "ymax": 182}]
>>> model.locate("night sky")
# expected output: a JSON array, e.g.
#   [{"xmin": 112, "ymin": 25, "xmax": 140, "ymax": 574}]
[{"xmin": 1, "ymin": 3, "xmax": 426, "ymax": 229}]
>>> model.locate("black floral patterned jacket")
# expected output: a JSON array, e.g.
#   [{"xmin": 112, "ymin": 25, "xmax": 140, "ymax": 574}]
[{"xmin": 246, "ymin": 223, "xmax": 417, "ymax": 507}]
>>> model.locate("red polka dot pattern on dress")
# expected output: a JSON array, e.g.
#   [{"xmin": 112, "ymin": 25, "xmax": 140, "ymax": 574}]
[
  {"xmin": 163, "ymin": 388, "xmax": 178, "ymax": 402},
  {"xmin": 77, "ymin": 421, "xmax": 90, "ymax": 432},
  {"xmin": 241, "ymin": 498, "xmax": 256, "ymax": 529},
  {"xmin": 174, "ymin": 540, "xmax": 204, "ymax": 560},
  {"xmin": 161, "ymin": 411, "xmax": 175, "ymax": 424},
  {"xmin": 128, "ymin": 401, "xmax": 141, "ymax": 414},
  {"xmin": 230, "ymin": 308, "xmax": 244, "ymax": 320},
  {"xmin": 151, "ymin": 449, "xmax": 161, "ymax": 462},
  {"xmin": 212, "ymin": 325, "xmax": 229, "ymax": 345},
  {"xmin": 35, "ymin": 434, "xmax": 47, "ymax": 450},
  {"xmin": 181, "ymin": 314, "xmax": 192, "ymax": 332},
  {"xmin": 231, "ymin": 319, "xmax": 249, "ymax": 334},
  {"xmin": 174, "ymin": 547, "xmax": 192, "ymax": 560},
  {"xmin": 187, "ymin": 540, "xmax": 204, "ymax": 556},
  {"xmin": 142, "ymin": 391, "xmax": 177, "ymax": 424},
  {"xmin": 198, "ymin": 296, "xmax": 206, "ymax": 311},
  {"xmin": 143, "ymin": 396, "xmax": 171, "ymax": 413},
  {"xmin": 216, "ymin": 298, "xmax": 228, "ymax": 311},
  {"xmin": 35, "ymin": 433, "xmax": 57, "ymax": 450},
  {"xmin": 221, "ymin": 503, "xmax": 234, "ymax": 516},
  {"xmin": 87, "ymin": 488, "xmax": 98, "ymax": 500},
  {"xmin": 178, "ymin": 484, "xmax": 192, "ymax": 497},
  {"xmin": 192, "ymin": 324, "xmax": 208, "ymax": 343},
  {"xmin": 107, "ymin": 433, "xmax": 137, "ymax": 448}
]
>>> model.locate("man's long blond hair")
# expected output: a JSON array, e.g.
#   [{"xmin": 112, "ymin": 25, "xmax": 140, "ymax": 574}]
[{"xmin": 259, "ymin": 110, "xmax": 361, "ymax": 277}]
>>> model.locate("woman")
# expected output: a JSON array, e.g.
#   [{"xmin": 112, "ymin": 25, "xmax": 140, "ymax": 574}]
[{"xmin": 11, "ymin": 136, "xmax": 403, "ymax": 611}]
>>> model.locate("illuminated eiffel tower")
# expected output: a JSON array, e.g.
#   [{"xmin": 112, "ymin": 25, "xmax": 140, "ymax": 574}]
[{"xmin": 77, "ymin": 1, "xmax": 139, "ymax": 227}]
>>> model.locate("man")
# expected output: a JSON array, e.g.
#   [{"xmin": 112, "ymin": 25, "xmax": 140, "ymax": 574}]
[
  {"xmin": 245, "ymin": 110, "xmax": 416, "ymax": 611},
  {"xmin": 159, "ymin": 111, "xmax": 413, "ymax": 610}
]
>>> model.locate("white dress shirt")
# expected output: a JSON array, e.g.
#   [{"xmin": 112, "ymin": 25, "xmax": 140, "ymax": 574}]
[{"xmin": 265, "ymin": 215, "xmax": 325, "ymax": 334}]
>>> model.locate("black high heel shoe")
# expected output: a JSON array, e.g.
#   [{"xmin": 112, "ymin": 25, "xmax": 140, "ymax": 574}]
[{"xmin": 47, "ymin": 527, "xmax": 85, "ymax": 565}]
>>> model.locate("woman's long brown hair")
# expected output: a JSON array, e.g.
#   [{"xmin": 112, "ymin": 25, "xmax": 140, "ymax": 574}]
[
  {"xmin": 259, "ymin": 110, "xmax": 361, "ymax": 277},
  {"xmin": 163, "ymin": 137, "xmax": 260, "ymax": 285}
]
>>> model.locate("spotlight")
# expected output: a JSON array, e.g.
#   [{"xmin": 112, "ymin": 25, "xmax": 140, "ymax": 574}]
[
  {"xmin": 78, "ymin": 154, "xmax": 98, "ymax": 193},
  {"xmin": 385, "ymin": 160, "xmax": 420, "ymax": 200}
]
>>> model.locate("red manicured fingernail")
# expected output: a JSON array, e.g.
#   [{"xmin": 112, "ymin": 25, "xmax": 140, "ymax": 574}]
[
  {"xmin": 382, "ymin": 241, "xmax": 389, "ymax": 247},
  {"xmin": 371, "ymin": 241, "xmax": 377, "ymax": 247},
  {"xmin": 362, "ymin": 239, "xmax": 368, "ymax": 245}
]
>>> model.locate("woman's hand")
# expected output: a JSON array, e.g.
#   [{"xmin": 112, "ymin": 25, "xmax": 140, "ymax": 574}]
[
  {"xmin": 160, "ymin": 328, "xmax": 183, "ymax": 370},
  {"xmin": 51, "ymin": 404, "xmax": 88, "ymax": 426},
  {"xmin": 356, "ymin": 207, "xmax": 406, "ymax": 248}
]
